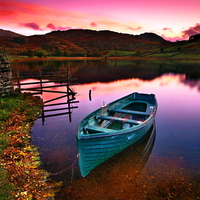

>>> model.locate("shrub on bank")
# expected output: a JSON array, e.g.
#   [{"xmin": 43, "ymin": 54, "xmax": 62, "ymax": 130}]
[{"xmin": 0, "ymin": 93, "xmax": 60, "ymax": 199}]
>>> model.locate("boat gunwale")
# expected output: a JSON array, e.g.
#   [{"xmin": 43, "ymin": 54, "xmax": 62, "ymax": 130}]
[
  {"xmin": 77, "ymin": 92, "xmax": 157, "ymax": 140},
  {"xmin": 77, "ymin": 113, "xmax": 156, "ymax": 140}
]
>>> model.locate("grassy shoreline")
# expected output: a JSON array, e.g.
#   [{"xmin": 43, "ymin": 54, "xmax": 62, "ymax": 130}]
[
  {"xmin": 8, "ymin": 52, "xmax": 200, "ymax": 62},
  {"xmin": 0, "ymin": 93, "xmax": 59, "ymax": 199}
]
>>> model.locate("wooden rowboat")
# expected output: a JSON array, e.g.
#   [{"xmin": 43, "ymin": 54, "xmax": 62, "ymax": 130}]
[{"xmin": 77, "ymin": 92, "xmax": 157, "ymax": 177}]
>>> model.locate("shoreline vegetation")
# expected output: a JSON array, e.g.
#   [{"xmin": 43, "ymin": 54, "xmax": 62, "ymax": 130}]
[
  {"xmin": 7, "ymin": 49, "xmax": 200, "ymax": 62},
  {"xmin": 0, "ymin": 93, "xmax": 60, "ymax": 200},
  {"xmin": 2, "ymin": 29, "xmax": 200, "ymax": 62},
  {"xmin": 8, "ymin": 55, "xmax": 200, "ymax": 62}
]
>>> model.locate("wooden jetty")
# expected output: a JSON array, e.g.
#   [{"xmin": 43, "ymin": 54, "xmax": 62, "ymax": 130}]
[{"xmin": 12, "ymin": 66, "xmax": 79, "ymax": 123}]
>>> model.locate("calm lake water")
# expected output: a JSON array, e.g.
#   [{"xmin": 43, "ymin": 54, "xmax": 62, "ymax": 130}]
[{"xmin": 11, "ymin": 59, "xmax": 200, "ymax": 199}]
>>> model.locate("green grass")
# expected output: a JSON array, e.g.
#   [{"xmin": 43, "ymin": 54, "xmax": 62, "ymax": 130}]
[
  {"xmin": 147, "ymin": 52, "xmax": 177, "ymax": 58},
  {"xmin": 0, "ymin": 135, "xmax": 8, "ymax": 155},
  {"xmin": 180, "ymin": 41, "xmax": 200, "ymax": 48},
  {"xmin": 146, "ymin": 52, "xmax": 200, "ymax": 60},
  {"xmin": 0, "ymin": 93, "xmax": 43, "ymax": 199},
  {"xmin": 0, "ymin": 93, "xmax": 42, "ymax": 129},
  {"xmin": 8, "ymin": 55, "xmax": 29, "ymax": 60},
  {"xmin": 0, "ymin": 94, "xmax": 22, "ymax": 200},
  {"xmin": 0, "ymin": 95, "xmax": 23, "ymax": 200},
  {"xmin": 0, "ymin": 167, "xmax": 14, "ymax": 200},
  {"xmin": 102, "ymin": 50, "xmax": 136, "ymax": 57},
  {"xmin": 172, "ymin": 53, "xmax": 200, "ymax": 59},
  {"xmin": 0, "ymin": 94, "xmax": 24, "ymax": 130}
]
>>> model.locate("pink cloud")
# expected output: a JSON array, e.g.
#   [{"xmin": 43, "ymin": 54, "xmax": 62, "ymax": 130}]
[
  {"xmin": 47, "ymin": 23, "xmax": 71, "ymax": 31},
  {"xmin": 20, "ymin": 22, "xmax": 42, "ymax": 30},
  {"xmin": 163, "ymin": 27, "xmax": 172, "ymax": 31},
  {"xmin": 47, "ymin": 23, "xmax": 56, "ymax": 30},
  {"xmin": 182, "ymin": 23, "xmax": 200, "ymax": 39},
  {"xmin": 91, "ymin": 22, "xmax": 97, "ymax": 27},
  {"xmin": 128, "ymin": 26, "xmax": 142, "ymax": 31}
]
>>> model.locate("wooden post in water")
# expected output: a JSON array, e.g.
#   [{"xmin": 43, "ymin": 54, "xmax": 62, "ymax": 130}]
[
  {"xmin": 39, "ymin": 69, "xmax": 43, "ymax": 95},
  {"xmin": 89, "ymin": 89, "xmax": 92, "ymax": 101},
  {"xmin": 66, "ymin": 65, "xmax": 71, "ymax": 122},
  {"xmin": 41, "ymin": 106, "xmax": 45, "ymax": 125}
]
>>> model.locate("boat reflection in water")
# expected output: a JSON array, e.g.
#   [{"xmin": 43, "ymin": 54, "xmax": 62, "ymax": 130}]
[{"xmin": 77, "ymin": 123, "xmax": 156, "ymax": 177}]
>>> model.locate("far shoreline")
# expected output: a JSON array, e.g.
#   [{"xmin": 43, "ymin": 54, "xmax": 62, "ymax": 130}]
[
  {"xmin": 9, "ymin": 56, "xmax": 151, "ymax": 62},
  {"xmin": 9, "ymin": 55, "xmax": 200, "ymax": 62}
]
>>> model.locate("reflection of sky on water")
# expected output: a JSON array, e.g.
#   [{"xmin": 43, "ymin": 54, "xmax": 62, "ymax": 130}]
[{"xmin": 31, "ymin": 73, "xmax": 200, "ymax": 184}]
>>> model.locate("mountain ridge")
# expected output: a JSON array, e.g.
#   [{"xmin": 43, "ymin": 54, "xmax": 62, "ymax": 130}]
[
  {"xmin": 0, "ymin": 29, "xmax": 24, "ymax": 38},
  {"xmin": 1, "ymin": 28, "xmax": 200, "ymax": 60},
  {"xmin": 0, "ymin": 28, "xmax": 168, "ymax": 55}
]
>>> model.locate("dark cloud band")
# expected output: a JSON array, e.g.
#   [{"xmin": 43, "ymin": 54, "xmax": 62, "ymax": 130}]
[{"xmin": 20, "ymin": 22, "xmax": 42, "ymax": 30}]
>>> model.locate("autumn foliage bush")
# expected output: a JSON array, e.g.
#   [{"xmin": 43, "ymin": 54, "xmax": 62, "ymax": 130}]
[{"xmin": 0, "ymin": 93, "xmax": 60, "ymax": 199}]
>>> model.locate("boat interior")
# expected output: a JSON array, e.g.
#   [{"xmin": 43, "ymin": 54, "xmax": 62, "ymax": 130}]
[{"xmin": 84, "ymin": 102, "xmax": 152, "ymax": 134}]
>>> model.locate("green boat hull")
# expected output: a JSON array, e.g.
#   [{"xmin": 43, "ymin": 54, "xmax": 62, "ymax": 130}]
[{"xmin": 77, "ymin": 92, "xmax": 157, "ymax": 177}]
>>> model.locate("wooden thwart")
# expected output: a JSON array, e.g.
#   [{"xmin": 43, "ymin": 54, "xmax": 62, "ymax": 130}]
[{"xmin": 97, "ymin": 115, "xmax": 141, "ymax": 125}]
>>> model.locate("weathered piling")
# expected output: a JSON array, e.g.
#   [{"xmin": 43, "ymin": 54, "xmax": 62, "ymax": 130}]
[{"xmin": 0, "ymin": 53, "xmax": 13, "ymax": 95}]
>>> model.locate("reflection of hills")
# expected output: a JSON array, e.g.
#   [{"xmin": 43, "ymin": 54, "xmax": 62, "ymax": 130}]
[
  {"xmin": 73, "ymin": 60, "xmax": 200, "ymax": 83},
  {"xmin": 73, "ymin": 60, "xmax": 160, "ymax": 83},
  {"xmin": 182, "ymin": 75, "xmax": 200, "ymax": 91},
  {"xmin": 11, "ymin": 59, "xmax": 200, "ymax": 84}
]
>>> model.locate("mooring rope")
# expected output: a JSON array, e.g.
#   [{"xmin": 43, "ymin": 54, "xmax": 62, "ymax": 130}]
[{"xmin": 50, "ymin": 154, "xmax": 79, "ymax": 183}]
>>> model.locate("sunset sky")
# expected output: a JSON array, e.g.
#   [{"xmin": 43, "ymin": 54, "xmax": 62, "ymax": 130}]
[{"xmin": 1, "ymin": 0, "xmax": 200, "ymax": 41}]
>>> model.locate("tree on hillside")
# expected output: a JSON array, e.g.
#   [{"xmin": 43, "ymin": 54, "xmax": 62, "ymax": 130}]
[
  {"xmin": 135, "ymin": 50, "xmax": 142, "ymax": 56},
  {"xmin": 41, "ymin": 43, "xmax": 55, "ymax": 51},
  {"xmin": 36, "ymin": 49, "xmax": 48, "ymax": 58},
  {"xmin": 27, "ymin": 50, "xmax": 34, "ymax": 58},
  {"xmin": 54, "ymin": 47, "xmax": 62, "ymax": 56},
  {"xmin": 189, "ymin": 34, "xmax": 200, "ymax": 41},
  {"xmin": 63, "ymin": 51, "xmax": 69, "ymax": 57},
  {"xmin": 13, "ymin": 37, "xmax": 25, "ymax": 44}
]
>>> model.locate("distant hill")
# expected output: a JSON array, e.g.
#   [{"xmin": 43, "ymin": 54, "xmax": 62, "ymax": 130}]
[
  {"xmin": 1, "ymin": 28, "xmax": 199, "ymax": 59},
  {"xmin": 135, "ymin": 32, "xmax": 165, "ymax": 42},
  {"xmin": 0, "ymin": 29, "xmax": 169, "ymax": 55},
  {"xmin": 0, "ymin": 29, "xmax": 24, "ymax": 37},
  {"xmin": 45, "ymin": 29, "xmax": 166, "ymax": 53}
]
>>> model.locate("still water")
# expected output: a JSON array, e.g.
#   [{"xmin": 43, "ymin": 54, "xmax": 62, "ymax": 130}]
[{"xmin": 11, "ymin": 59, "xmax": 200, "ymax": 199}]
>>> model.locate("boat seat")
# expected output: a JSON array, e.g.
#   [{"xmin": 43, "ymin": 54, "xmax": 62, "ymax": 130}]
[
  {"xmin": 110, "ymin": 109, "xmax": 149, "ymax": 116},
  {"xmin": 84, "ymin": 125, "xmax": 112, "ymax": 133},
  {"xmin": 97, "ymin": 115, "xmax": 141, "ymax": 125},
  {"xmin": 133, "ymin": 92, "xmax": 155, "ymax": 104}
]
